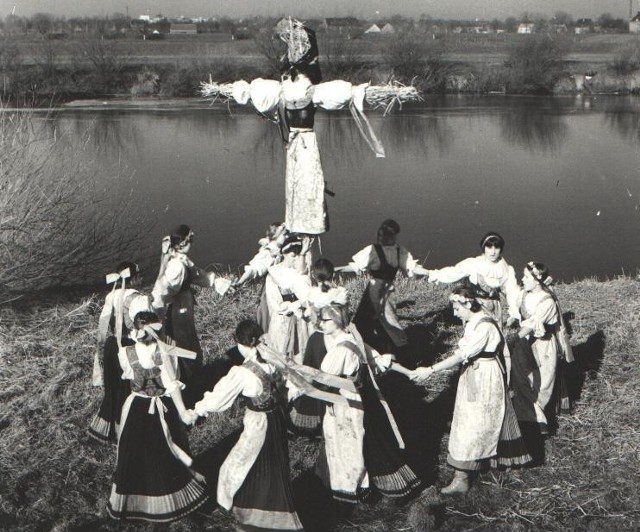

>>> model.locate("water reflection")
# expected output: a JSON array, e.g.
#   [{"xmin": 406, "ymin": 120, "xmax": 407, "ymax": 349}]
[
  {"xmin": 18, "ymin": 95, "xmax": 640, "ymax": 281},
  {"xmin": 603, "ymin": 98, "xmax": 640, "ymax": 142},
  {"xmin": 498, "ymin": 99, "xmax": 569, "ymax": 153}
]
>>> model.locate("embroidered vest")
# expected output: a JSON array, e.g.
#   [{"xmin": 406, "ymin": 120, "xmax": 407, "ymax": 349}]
[
  {"xmin": 126, "ymin": 345, "xmax": 166, "ymax": 397},
  {"xmin": 243, "ymin": 360, "xmax": 279, "ymax": 412}
]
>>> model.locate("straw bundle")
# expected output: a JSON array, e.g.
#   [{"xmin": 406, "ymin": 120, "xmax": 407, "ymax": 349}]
[
  {"xmin": 276, "ymin": 17, "xmax": 310, "ymax": 64},
  {"xmin": 200, "ymin": 76, "xmax": 235, "ymax": 101},
  {"xmin": 365, "ymin": 82, "xmax": 422, "ymax": 114}
]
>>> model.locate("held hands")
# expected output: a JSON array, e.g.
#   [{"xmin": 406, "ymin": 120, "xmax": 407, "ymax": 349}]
[
  {"xmin": 180, "ymin": 409, "xmax": 199, "ymax": 426},
  {"xmin": 410, "ymin": 366, "xmax": 435, "ymax": 385}
]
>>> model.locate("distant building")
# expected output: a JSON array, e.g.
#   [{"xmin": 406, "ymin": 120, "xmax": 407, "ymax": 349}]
[
  {"xmin": 170, "ymin": 23, "xmax": 197, "ymax": 35},
  {"xmin": 552, "ymin": 24, "xmax": 568, "ymax": 33},
  {"xmin": 323, "ymin": 17, "xmax": 360, "ymax": 38},
  {"xmin": 380, "ymin": 23, "xmax": 395, "ymax": 34},
  {"xmin": 364, "ymin": 23, "xmax": 381, "ymax": 34},
  {"xmin": 630, "ymin": 12, "xmax": 640, "ymax": 33},
  {"xmin": 517, "ymin": 23, "xmax": 535, "ymax": 34},
  {"xmin": 574, "ymin": 18, "xmax": 593, "ymax": 34}
]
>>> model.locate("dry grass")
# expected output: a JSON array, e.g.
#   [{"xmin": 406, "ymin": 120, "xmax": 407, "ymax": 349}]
[{"xmin": 0, "ymin": 276, "xmax": 639, "ymax": 530}]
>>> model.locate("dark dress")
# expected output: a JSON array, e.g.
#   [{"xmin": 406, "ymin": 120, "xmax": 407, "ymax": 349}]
[
  {"xmin": 165, "ymin": 266, "xmax": 202, "ymax": 408},
  {"xmin": 107, "ymin": 345, "xmax": 209, "ymax": 523},
  {"xmin": 353, "ymin": 244, "xmax": 408, "ymax": 354},
  {"xmin": 87, "ymin": 290, "xmax": 141, "ymax": 443}
]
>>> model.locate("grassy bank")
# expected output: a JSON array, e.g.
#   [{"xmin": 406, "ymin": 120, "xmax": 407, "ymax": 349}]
[
  {"xmin": 4, "ymin": 33, "xmax": 640, "ymax": 105},
  {"xmin": 0, "ymin": 275, "xmax": 638, "ymax": 531}
]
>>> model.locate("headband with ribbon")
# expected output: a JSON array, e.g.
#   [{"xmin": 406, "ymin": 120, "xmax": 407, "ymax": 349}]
[
  {"xmin": 132, "ymin": 322, "xmax": 197, "ymax": 360},
  {"xmin": 449, "ymin": 293, "xmax": 474, "ymax": 305},
  {"xmin": 527, "ymin": 262, "xmax": 554, "ymax": 287}
]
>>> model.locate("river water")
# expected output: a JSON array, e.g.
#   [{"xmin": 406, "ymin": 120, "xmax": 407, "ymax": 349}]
[{"xmin": 39, "ymin": 94, "xmax": 640, "ymax": 282}]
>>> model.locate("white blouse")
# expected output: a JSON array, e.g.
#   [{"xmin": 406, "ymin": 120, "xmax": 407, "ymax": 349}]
[
  {"xmin": 194, "ymin": 352, "xmax": 277, "ymax": 417},
  {"xmin": 151, "ymin": 252, "xmax": 227, "ymax": 310},
  {"xmin": 455, "ymin": 313, "xmax": 503, "ymax": 364},
  {"xmin": 348, "ymin": 244, "xmax": 420, "ymax": 277},
  {"xmin": 429, "ymin": 255, "xmax": 520, "ymax": 319},
  {"xmin": 118, "ymin": 342, "xmax": 183, "ymax": 395},
  {"xmin": 520, "ymin": 290, "xmax": 558, "ymax": 339}
]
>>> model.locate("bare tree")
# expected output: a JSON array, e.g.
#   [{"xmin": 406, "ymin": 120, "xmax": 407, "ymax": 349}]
[{"xmin": 31, "ymin": 13, "xmax": 54, "ymax": 37}]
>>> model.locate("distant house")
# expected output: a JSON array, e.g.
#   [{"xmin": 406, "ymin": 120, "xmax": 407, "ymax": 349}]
[
  {"xmin": 170, "ymin": 23, "xmax": 197, "ymax": 35},
  {"xmin": 323, "ymin": 17, "xmax": 360, "ymax": 38},
  {"xmin": 380, "ymin": 23, "xmax": 395, "ymax": 34},
  {"xmin": 552, "ymin": 23, "xmax": 568, "ymax": 33},
  {"xmin": 630, "ymin": 12, "xmax": 640, "ymax": 33},
  {"xmin": 574, "ymin": 19, "xmax": 593, "ymax": 34},
  {"xmin": 517, "ymin": 23, "xmax": 535, "ymax": 34},
  {"xmin": 364, "ymin": 23, "xmax": 381, "ymax": 34}
]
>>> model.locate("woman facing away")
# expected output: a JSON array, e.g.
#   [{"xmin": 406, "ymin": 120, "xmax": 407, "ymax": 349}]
[
  {"xmin": 88, "ymin": 261, "xmax": 151, "ymax": 444},
  {"xmin": 427, "ymin": 231, "xmax": 520, "ymax": 327},
  {"xmin": 262, "ymin": 234, "xmax": 312, "ymax": 363},
  {"xmin": 509, "ymin": 262, "xmax": 573, "ymax": 449},
  {"xmin": 289, "ymin": 303, "xmax": 422, "ymax": 511},
  {"xmin": 151, "ymin": 224, "xmax": 230, "ymax": 407},
  {"xmin": 189, "ymin": 319, "xmax": 303, "ymax": 532},
  {"xmin": 336, "ymin": 219, "xmax": 429, "ymax": 356},
  {"xmin": 107, "ymin": 311, "xmax": 209, "ymax": 522},
  {"xmin": 412, "ymin": 287, "xmax": 531, "ymax": 494}
]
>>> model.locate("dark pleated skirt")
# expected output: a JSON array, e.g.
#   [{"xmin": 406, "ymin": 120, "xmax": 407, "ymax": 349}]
[
  {"xmin": 490, "ymin": 390, "xmax": 533, "ymax": 470},
  {"xmin": 360, "ymin": 367, "xmax": 422, "ymax": 498},
  {"xmin": 352, "ymin": 284, "xmax": 407, "ymax": 354},
  {"xmin": 232, "ymin": 406, "xmax": 303, "ymax": 531},
  {"xmin": 289, "ymin": 333, "xmax": 326, "ymax": 437},
  {"xmin": 509, "ymin": 336, "xmax": 540, "ymax": 425},
  {"xmin": 166, "ymin": 290, "xmax": 203, "ymax": 409},
  {"xmin": 87, "ymin": 336, "xmax": 131, "ymax": 444},
  {"xmin": 107, "ymin": 395, "xmax": 209, "ymax": 523}
]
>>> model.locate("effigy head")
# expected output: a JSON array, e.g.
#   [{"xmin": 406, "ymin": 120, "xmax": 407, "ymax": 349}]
[{"xmin": 276, "ymin": 17, "xmax": 322, "ymax": 84}]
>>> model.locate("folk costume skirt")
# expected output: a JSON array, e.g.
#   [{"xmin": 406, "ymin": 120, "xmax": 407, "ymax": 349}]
[
  {"xmin": 87, "ymin": 336, "xmax": 131, "ymax": 444},
  {"xmin": 360, "ymin": 365, "xmax": 422, "ymax": 497},
  {"xmin": 166, "ymin": 289, "xmax": 203, "ymax": 408},
  {"xmin": 285, "ymin": 130, "xmax": 328, "ymax": 235},
  {"xmin": 107, "ymin": 394, "xmax": 208, "ymax": 522},
  {"xmin": 289, "ymin": 333, "xmax": 326, "ymax": 437},
  {"xmin": 221, "ymin": 406, "xmax": 303, "ymax": 531},
  {"xmin": 353, "ymin": 280, "xmax": 408, "ymax": 355}
]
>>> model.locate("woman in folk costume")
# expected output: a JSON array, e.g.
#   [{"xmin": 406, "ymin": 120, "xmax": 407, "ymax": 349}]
[
  {"xmin": 151, "ymin": 224, "xmax": 230, "ymax": 407},
  {"xmin": 336, "ymin": 219, "xmax": 429, "ymax": 355},
  {"xmin": 263, "ymin": 234, "xmax": 312, "ymax": 363},
  {"xmin": 232, "ymin": 222, "xmax": 288, "ymax": 332},
  {"xmin": 88, "ymin": 261, "xmax": 151, "ymax": 444},
  {"xmin": 304, "ymin": 258, "xmax": 348, "ymax": 334},
  {"xmin": 107, "ymin": 311, "xmax": 209, "ymax": 522},
  {"xmin": 289, "ymin": 258, "xmax": 348, "ymax": 436},
  {"xmin": 427, "ymin": 232, "xmax": 520, "ymax": 327},
  {"xmin": 412, "ymin": 287, "xmax": 531, "ymax": 495},
  {"xmin": 190, "ymin": 319, "xmax": 303, "ymax": 532},
  {"xmin": 509, "ymin": 262, "xmax": 573, "ymax": 441},
  {"xmin": 290, "ymin": 303, "xmax": 422, "ymax": 508}
]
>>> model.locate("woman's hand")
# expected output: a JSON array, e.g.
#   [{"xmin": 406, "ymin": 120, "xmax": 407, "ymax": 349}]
[
  {"xmin": 411, "ymin": 366, "xmax": 435, "ymax": 384},
  {"xmin": 180, "ymin": 409, "xmax": 198, "ymax": 426}
]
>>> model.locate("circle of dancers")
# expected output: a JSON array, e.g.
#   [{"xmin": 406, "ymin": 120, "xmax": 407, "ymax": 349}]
[{"xmin": 89, "ymin": 220, "xmax": 574, "ymax": 528}]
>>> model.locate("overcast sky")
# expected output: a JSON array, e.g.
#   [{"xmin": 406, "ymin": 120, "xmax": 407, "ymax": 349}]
[{"xmin": 2, "ymin": 0, "xmax": 634, "ymax": 20}]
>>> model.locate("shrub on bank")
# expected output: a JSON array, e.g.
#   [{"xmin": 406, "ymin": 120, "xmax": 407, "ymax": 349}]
[
  {"xmin": 504, "ymin": 34, "xmax": 569, "ymax": 94},
  {"xmin": 0, "ymin": 111, "xmax": 147, "ymax": 298}
]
